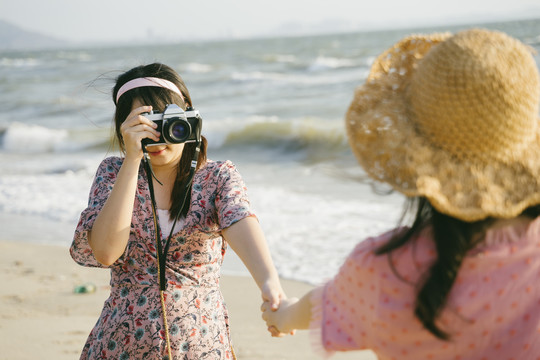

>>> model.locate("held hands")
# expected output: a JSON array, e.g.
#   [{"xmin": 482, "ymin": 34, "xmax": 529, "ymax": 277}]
[
  {"xmin": 261, "ymin": 298, "xmax": 299, "ymax": 337},
  {"xmin": 259, "ymin": 279, "xmax": 295, "ymax": 337},
  {"xmin": 120, "ymin": 105, "xmax": 161, "ymax": 160},
  {"xmin": 260, "ymin": 278, "xmax": 285, "ymax": 313},
  {"xmin": 221, "ymin": 218, "xmax": 292, "ymax": 337}
]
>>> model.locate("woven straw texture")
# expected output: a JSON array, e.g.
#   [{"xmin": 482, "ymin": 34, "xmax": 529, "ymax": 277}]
[{"xmin": 346, "ymin": 29, "xmax": 540, "ymax": 221}]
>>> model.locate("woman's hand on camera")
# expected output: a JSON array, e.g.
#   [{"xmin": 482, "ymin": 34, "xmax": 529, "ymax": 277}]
[{"xmin": 120, "ymin": 105, "xmax": 161, "ymax": 160}]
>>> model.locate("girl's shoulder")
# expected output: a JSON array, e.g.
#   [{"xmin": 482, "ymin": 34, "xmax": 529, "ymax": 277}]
[
  {"xmin": 200, "ymin": 159, "xmax": 235, "ymax": 170},
  {"xmin": 97, "ymin": 155, "xmax": 124, "ymax": 169},
  {"xmin": 471, "ymin": 215, "xmax": 540, "ymax": 255},
  {"xmin": 196, "ymin": 159, "xmax": 239, "ymax": 177},
  {"xmin": 91, "ymin": 156, "xmax": 125, "ymax": 177}
]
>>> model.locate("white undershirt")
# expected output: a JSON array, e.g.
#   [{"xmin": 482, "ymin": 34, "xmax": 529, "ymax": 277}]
[{"xmin": 156, "ymin": 209, "xmax": 185, "ymax": 239}]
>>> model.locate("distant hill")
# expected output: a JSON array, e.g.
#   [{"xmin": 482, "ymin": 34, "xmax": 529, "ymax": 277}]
[{"xmin": 0, "ymin": 19, "xmax": 67, "ymax": 51}]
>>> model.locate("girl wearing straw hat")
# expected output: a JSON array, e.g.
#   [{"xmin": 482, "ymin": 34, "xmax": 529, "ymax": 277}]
[{"xmin": 262, "ymin": 29, "xmax": 540, "ymax": 358}]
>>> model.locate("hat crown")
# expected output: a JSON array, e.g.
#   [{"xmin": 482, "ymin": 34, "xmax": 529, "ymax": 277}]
[
  {"xmin": 346, "ymin": 29, "xmax": 540, "ymax": 221},
  {"xmin": 408, "ymin": 29, "xmax": 540, "ymax": 161}
]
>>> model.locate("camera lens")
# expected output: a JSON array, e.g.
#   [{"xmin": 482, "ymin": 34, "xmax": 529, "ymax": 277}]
[
  {"xmin": 171, "ymin": 122, "xmax": 188, "ymax": 139},
  {"xmin": 164, "ymin": 118, "xmax": 191, "ymax": 143}
]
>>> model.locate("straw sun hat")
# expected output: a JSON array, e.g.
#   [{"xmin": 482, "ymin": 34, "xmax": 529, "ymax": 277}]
[{"xmin": 346, "ymin": 29, "xmax": 540, "ymax": 221}]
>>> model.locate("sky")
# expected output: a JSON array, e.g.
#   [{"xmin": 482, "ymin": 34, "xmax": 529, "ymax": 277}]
[{"xmin": 2, "ymin": 0, "xmax": 540, "ymax": 44}]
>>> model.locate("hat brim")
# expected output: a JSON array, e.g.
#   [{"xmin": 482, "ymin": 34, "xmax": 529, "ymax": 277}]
[{"xmin": 345, "ymin": 33, "xmax": 540, "ymax": 221}]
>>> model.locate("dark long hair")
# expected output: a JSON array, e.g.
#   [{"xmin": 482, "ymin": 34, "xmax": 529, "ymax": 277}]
[
  {"xmin": 112, "ymin": 63, "xmax": 208, "ymax": 220},
  {"xmin": 376, "ymin": 197, "xmax": 540, "ymax": 340}
]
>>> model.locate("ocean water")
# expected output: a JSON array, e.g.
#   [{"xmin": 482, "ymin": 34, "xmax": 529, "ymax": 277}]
[{"xmin": 1, "ymin": 19, "xmax": 539, "ymax": 284}]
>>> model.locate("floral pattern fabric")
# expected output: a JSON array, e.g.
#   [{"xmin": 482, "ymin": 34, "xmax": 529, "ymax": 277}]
[{"xmin": 70, "ymin": 157, "xmax": 254, "ymax": 359}]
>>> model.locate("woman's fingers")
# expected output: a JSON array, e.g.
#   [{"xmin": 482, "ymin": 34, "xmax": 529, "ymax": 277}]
[
  {"xmin": 125, "ymin": 124, "xmax": 160, "ymax": 140},
  {"xmin": 122, "ymin": 114, "xmax": 156, "ymax": 132},
  {"xmin": 268, "ymin": 326, "xmax": 285, "ymax": 337},
  {"xmin": 261, "ymin": 303, "xmax": 271, "ymax": 323},
  {"xmin": 131, "ymin": 105, "xmax": 153, "ymax": 120},
  {"xmin": 121, "ymin": 106, "xmax": 154, "ymax": 129},
  {"xmin": 120, "ymin": 106, "xmax": 162, "ymax": 156},
  {"xmin": 121, "ymin": 124, "xmax": 160, "ymax": 145}
]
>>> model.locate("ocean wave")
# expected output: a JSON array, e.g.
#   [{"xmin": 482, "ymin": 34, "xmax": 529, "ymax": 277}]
[
  {"xmin": 182, "ymin": 62, "xmax": 214, "ymax": 74},
  {"xmin": 206, "ymin": 116, "xmax": 349, "ymax": 161},
  {"xmin": 1, "ymin": 123, "xmax": 68, "ymax": 153},
  {"xmin": 229, "ymin": 54, "xmax": 367, "ymax": 84},
  {"xmin": 0, "ymin": 115, "xmax": 348, "ymax": 161},
  {"xmin": 55, "ymin": 51, "xmax": 92, "ymax": 62},
  {"xmin": 307, "ymin": 56, "xmax": 356, "ymax": 72},
  {"xmin": 228, "ymin": 67, "xmax": 367, "ymax": 87},
  {"xmin": 364, "ymin": 56, "xmax": 376, "ymax": 66},
  {"xmin": 262, "ymin": 54, "xmax": 298, "ymax": 64},
  {"xmin": 0, "ymin": 57, "xmax": 41, "ymax": 67},
  {"xmin": 260, "ymin": 54, "xmax": 362, "ymax": 72},
  {"xmin": 0, "ymin": 123, "xmax": 107, "ymax": 154},
  {"xmin": 0, "ymin": 172, "xmax": 91, "ymax": 223},
  {"xmin": 230, "ymin": 71, "xmax": 286, "ymax": 82}
]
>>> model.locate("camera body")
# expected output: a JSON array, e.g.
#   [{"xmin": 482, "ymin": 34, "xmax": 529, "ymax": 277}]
[{"xmin": 142, "ymin": 104, "xmax": 202, "ymax": 146}]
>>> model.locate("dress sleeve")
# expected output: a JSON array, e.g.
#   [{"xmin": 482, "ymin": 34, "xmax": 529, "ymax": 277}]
[
  {"xmin": 214, "ymin": 160, "xmax": 256, "ymax": 230},
  {"xmin": 70, "ymin": 157, "xmax": 121, "ymax": 268},
  {"xmin": 309, "ymin": 237, "xmax": 382, "ymax": 354}
]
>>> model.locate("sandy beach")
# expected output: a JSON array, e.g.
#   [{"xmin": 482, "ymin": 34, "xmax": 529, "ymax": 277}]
[{"xmin": 0, "ymin": 240, "xmax": 376, "ymax": 360}]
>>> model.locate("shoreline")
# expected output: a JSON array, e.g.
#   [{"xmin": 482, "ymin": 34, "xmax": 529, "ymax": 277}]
[{"xmin": 0, "ymin": 240, "xmax": 374, "ymax": 359}]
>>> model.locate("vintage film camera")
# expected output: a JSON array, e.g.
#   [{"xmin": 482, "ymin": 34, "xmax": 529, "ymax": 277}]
[{"xmin": 142, "ymin": 104, "xmax": 202, "ymax": 146}]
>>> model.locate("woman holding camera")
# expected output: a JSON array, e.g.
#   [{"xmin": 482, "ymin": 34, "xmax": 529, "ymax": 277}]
[{"xmin": 70, "ymin": 63, "xmax": 285, "ymax": 359}]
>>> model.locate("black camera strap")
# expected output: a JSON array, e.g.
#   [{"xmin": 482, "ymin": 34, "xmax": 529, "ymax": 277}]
[
  {"xmin": 140, "ymin": 143, "xmax": 200, "ymax": 360},
  {"xmin": 138, "ymin": 103, "xmax": 203, "ymax": 359},
  {"xmin": 142, "ymin": 142, "xmax": 201, "ymax": 291}
]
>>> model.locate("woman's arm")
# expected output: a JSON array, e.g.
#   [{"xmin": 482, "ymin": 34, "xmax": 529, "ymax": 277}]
[
  {"xmin": 88, "ymin": 157, "xmax": 141, "ymax": 266},
  {"xmin": 89, "ymin": 104, "xmax": 160, "ymax": 266},
  {"xmin": 222, "ymin": 216, "xmax": 285, "ymax": 310}
]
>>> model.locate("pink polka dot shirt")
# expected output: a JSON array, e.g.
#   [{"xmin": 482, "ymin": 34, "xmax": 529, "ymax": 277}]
[{"xmin": 310, "ymin": 216, "xmax": 540, "ymax": 359}]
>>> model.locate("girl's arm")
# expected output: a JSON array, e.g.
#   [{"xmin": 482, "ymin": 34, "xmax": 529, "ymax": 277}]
[
  {"xmin": 222, "ymin": 216, "xmax": 286, "ymax": 310},
  {"xmin": 261, "ymin": 290, "xmax": 313, "ymax": 335}
]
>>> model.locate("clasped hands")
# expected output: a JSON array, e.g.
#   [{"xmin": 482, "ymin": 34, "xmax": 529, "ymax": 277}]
[{"xmin": 260, "ymin": 298, "xmax": 299, "ymax": 337}]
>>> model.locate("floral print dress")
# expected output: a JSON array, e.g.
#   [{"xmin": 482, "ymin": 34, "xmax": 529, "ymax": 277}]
[{"xmin": 70, "ymin": 157, "xmax": 255, "ymax": 360}]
